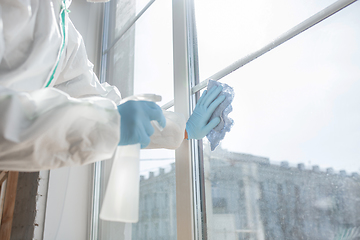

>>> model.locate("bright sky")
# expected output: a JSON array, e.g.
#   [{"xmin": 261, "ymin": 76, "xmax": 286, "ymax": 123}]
[
  {"xmin": 196, "ymin": 0, "xmax": 360, "ymax": 173},
  {"xmin": 132, "ymin": 0, "xmax": 360, "ymax": 175}
]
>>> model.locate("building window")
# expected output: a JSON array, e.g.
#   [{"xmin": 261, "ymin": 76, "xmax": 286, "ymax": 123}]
[{"xmin": 93, "ymin": 0, "xmax": 360, "ymax": 239}]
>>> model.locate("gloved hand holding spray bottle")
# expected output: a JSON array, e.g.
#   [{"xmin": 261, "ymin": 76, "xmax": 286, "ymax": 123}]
[{"xmin": 100, "ymin": 94, "xmax": 166, "ymax": 222}]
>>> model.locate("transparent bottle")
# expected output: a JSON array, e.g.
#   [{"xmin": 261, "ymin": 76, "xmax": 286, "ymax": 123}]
[
  {"xmin": 100, "ymin": 144, "xmax": 141, "ymax": 222},
  {"xmin": 100, "ymin": 94, "xmax": 163, "ymax": 222}
]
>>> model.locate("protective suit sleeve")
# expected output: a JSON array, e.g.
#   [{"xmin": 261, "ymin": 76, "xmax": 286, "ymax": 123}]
[
  {"xmin": 0, "ymin": 86, "xmax": 120, "ymax": 171},
  {"xmin": 145, "ymin": 110, "xmax": 186, "ymax": 150}
]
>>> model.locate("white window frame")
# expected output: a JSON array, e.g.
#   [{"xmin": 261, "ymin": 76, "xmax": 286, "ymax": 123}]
[{"xmin": 90, "ymin": 0, "xmax": 358, "ymax": 239}]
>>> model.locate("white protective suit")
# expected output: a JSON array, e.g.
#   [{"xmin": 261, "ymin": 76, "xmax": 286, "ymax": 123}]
[{"xmin": 0, "ymin": 0, "xmax": 186, "ymax": 171}]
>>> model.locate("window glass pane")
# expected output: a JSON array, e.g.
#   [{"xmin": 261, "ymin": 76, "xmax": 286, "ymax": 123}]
[
  {"xmin": 108, "ymin": 0, "xmax": 156, "ymax": 44},
  {"xmin": 136, "ymin": 149, "xmax": 176, "ymax": 239},
  {"xmin": 194, "ymin": 0, "xmax": 337, "ymax": 81},
  {"xmin": 100, "ymin": 0, "xmax": 176, "ymax": 239},
  {"xmin": 196, "ymin": 2, "xmax": 360, "ymax": 239},
  {"xmin": 132, "ymin": 0, "xmax": 174, "ymax": 106},
  {"xmin": 106, "ymin": 0, "xmax": 173, "ymax": 106}
]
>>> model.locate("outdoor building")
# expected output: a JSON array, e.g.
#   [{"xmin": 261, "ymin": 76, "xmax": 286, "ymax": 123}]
[{"xmin": 134, "ymin": 146, "xmax": 360, "ymax": 240}]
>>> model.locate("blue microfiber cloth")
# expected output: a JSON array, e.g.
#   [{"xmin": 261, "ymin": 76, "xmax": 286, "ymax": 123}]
[{"xmin": 206, "ymin": 80, "xmax": 234, "ymax": 151}]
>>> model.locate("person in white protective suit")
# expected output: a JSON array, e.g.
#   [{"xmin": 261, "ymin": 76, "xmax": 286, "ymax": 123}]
[{"xmin": 0, "ymin": 0, "xmax": 225, "ymax": 171}]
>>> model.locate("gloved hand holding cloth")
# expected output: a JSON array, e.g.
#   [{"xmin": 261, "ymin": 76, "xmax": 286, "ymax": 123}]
[{"xmin": 186, "ymin": 85, "xmax": 226, "ymax": 139}]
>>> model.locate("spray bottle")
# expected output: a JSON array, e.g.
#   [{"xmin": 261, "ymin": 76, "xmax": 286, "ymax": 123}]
[{"xmin": 99, "ymin": 94, "xmax": 163, "ymax": 222}]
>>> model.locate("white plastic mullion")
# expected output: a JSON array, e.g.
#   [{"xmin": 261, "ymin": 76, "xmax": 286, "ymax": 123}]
[{"xmin": 172, "ymin": 0, "xmax": 195, "ymax": 239}]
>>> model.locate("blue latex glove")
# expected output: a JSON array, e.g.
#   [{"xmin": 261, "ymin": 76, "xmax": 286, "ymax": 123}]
[
  {"xmin": 117, "ymin": 100, "xmax": 166, "ymax": 148},
  {"xmin": 186, "ymin": 85, "xmax": 226, "ymax": 140}
]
